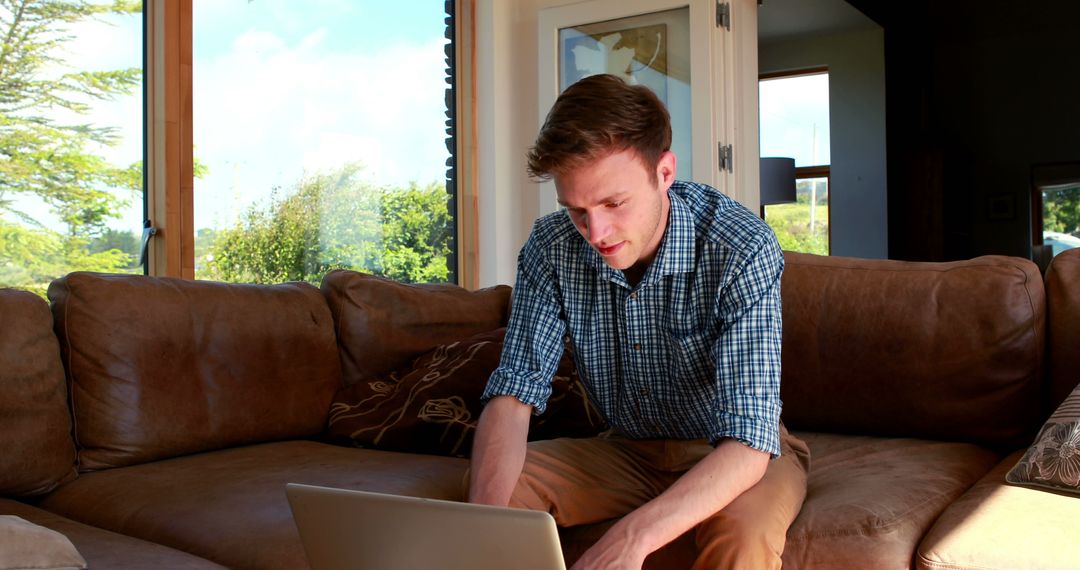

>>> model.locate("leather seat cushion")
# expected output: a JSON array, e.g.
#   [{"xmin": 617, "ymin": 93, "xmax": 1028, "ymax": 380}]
[
  {"xmin": 1, "ymin": 498, "xmax": 223, "ymax": 569},
  {"xmin": 917, "ymin": 450, "xmax": 1080, "ymax": 570},
  {"xmin": 562, "ymin": 432, "xmax": 1001, "ymax": 570},
  {"xmin": 38, "ymin": 440, "xmax": 467, "ymax": 570}
]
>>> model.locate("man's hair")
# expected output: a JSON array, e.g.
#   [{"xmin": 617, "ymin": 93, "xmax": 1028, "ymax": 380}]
[{"xmin": 526, "ymin": 74, "xmax": 672, "ymax": 181}]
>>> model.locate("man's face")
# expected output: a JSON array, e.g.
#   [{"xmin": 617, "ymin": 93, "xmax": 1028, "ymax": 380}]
[{"xmin": 554, "ymin": 149, "xmax": 676, "ymax": 272}]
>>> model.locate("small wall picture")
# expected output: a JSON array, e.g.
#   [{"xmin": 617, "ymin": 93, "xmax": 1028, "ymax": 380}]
[{"xmin": 987, "ymin": 193, "xmax": 1016, "ymax": 221}]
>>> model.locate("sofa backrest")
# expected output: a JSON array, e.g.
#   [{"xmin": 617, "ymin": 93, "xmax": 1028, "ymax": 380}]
[
  {"xmin": 1045, "ymin": 247, "xmax": 1080, "ymax": 413},
  {"xmin": 0, "ymin": 289, "xmax": 77, "ymax": 495},
  {"xmin": 779, "ymin": 253, "xmax": 1045, "ymax": 450},
  {"xmin": 321, "ymin": 270, "xmax": 511, "ymax": 388},
  {"xmin": 49, "ymin": 273, "xmax": 342, "ymax": 472}
]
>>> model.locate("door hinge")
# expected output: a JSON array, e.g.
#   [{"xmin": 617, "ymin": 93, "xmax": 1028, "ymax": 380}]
[
  {"xmin": 718, "ymin": 143, "xmax": 733, "ymax": 173},
  {"xmin": 716, "ymin": 1, "xmax": 731, "ymax": 31}
]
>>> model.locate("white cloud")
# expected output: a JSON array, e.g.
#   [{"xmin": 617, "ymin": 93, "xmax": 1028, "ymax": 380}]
[{"xmin": 193, "ymin": 25, "xmax": 451, "ymax": 230}]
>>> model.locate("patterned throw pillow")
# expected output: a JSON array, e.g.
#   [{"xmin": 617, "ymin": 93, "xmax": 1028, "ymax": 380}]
[
  {"xmin": 325, "ymin": 328, "xmax": 606, "ymax": 457},
  {"xmin": 1006, "ymin": 383, "xmax": 1080, "ymax": 494}
]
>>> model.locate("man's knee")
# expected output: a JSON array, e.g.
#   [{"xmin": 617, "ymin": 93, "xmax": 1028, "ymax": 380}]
[{"xmin": 693, "ymin": 507, "xmax": 784, "ymax": 570}]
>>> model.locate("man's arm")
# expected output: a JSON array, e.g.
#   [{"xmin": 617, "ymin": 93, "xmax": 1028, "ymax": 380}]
[
  {"xmin": 571, "ymin": 439, "xmax": 769, "ymax": 569},
  {"xmin": 468, "ymin": 395, "xmax": 534, "ymax": 506}
]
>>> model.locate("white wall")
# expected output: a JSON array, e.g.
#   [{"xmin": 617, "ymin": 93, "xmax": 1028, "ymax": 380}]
[{"xmin": 759, "ymin": 28, "xmax": 888, "ymax": 258}]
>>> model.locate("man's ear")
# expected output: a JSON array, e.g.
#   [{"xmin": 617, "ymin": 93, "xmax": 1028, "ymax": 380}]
[{"xmin": 656, "ymin": 151, "xmax": 677, "ymax": 189}]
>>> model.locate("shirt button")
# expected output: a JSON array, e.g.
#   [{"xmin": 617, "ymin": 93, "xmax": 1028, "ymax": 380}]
[
  {"xmin": 629, "ymin": 292, "xmax": 638, "ymax": 300},
  {"xmin": 639, "ymin": 388, "xmax": 650, "ymax": 396},
  {"xmin": 633, "ymin": 342, "xmax": 642, "ymax": 350}
]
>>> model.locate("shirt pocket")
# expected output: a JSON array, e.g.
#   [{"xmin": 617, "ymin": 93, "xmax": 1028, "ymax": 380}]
[{"xmin": 663, "ymin": 330, "xmax": 715, "ymax": 393}]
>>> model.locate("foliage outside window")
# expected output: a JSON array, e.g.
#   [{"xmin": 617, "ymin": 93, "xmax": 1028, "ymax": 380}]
[
  {"xmin": 1041, "ymin": 184, "xmax": 1080, "ymax": 257},
  {"xmin": 0, "ymin": 0, "xmax": 143, "ymax": 297},
  {"xmin": 765, "ymin": 176, "xmax": 829, "ymax": 255}
]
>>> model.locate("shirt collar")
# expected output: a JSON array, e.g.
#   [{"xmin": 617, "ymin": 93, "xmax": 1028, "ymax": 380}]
[{"xmin": 581, "ymin": 185, "xmax": 697, "ymax": 286}]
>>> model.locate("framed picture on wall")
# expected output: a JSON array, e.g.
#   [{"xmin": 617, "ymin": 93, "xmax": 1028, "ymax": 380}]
[{"xmin": 560, "ymin": 21, "xmax": 673, "ymax": 102}]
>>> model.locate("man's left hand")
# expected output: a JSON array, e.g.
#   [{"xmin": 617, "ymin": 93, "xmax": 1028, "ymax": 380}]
[{"xmin": 570, "ymin": 520, "xmax": 648, "ymax": 570}]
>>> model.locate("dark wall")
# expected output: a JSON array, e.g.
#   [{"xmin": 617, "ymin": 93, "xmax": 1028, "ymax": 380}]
[{"xmin": 852, "ymin": 0, "xmax": 1080, "ymax": 261}]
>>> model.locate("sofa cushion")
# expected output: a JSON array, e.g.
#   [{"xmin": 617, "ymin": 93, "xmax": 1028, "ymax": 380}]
[
  {"xmin": 780, "ymin": 253, "xmax": 1045, "ymax": 449},
  {"xmin": 781, "ymin": 432, "xmax": 999, "ymax": 570},
  {"xmin": 562, "ymin": 433, "xmax": 999, "ymax": 569},
  {"xmin": 320, "ymin": 270, "xmax": 511, "ymax": 387},
  {"xmin": 326, "ymin": 328, "xmax": 606, "ymax": 457},
  {"xmin": 38, "ymin": 440, "xmax": 467, "ymax": 570},
  {"xmin": 917, "ymin": 450, "xmax": 1080, "ymax": 570},
  {"xmin": 48, "ymin": 273, "xmax": 342, "ymax": 471},
  {"xmin": 0, "ymin": 289, "xmax": 77, "ymax": 496},
  {"xmin": 1006, "ymin": 383, "xmax": 1080, "ymax": 494},
  {"xmin": 1045, "ymin": 247, "xmax": 1080, "ymax": 412},
  {"xmin": 0, "ymin": 515, "xmax": 85, "ymax": 570},
  {"xmin": 0, "ymin": 499, "xmax": 223, "ymax": 569}
]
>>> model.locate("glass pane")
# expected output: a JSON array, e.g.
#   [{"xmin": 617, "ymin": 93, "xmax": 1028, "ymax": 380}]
[
  {"xmin": 558, "ymin": 7, "xmax": 692, "ymax": 176},
  {"xmin": 764, "ymin": 177, "xmax": 829, "ymax": 255},
  {"xmin": 1042, "ymin": 184, "xmax": 1080, "ymax": 256},
  {"xmin": 192, "ymin": 1, "xmax": 453, "ymax": 284},
  {"xmin": 1, "ymin": 2, "xmax": 144, "ymax": 296},
  {"xmin": 760, "ymin": 73, "xmax": 830, "ymax": 167}
]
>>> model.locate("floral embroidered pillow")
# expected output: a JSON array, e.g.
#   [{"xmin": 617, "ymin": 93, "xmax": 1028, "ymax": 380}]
[
  {"xmin": 325, "ymin": 328, "xmax": 606, "ymax": 457},
  {"xmin": 1006, "ymin": 383, "xmax": 1080, "ymax": 494}
]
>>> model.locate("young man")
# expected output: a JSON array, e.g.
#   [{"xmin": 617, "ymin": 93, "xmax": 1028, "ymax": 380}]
[{"xmin": 469, "ymin": 74, "xmax": 810, "ymax": 569}]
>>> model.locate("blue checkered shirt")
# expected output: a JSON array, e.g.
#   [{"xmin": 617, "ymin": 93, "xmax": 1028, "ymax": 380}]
[{"xmin": 481, "ymin": 181, "xmax": 784, "ymax": 456}]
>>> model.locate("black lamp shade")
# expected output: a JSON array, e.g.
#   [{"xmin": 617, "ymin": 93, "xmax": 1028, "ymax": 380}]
[{"xmin": 760, "ymin": 157, "xmax": 797, "ymax": 206}]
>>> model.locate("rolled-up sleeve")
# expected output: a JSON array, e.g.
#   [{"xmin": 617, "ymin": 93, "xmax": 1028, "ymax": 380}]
[
  {"xmin": 709, "ymin": 232, "xmax": 784, "ymax": 457},
  {"xmin": 481, "ymin": 226, "xmax": 568, "ymax": 415}
]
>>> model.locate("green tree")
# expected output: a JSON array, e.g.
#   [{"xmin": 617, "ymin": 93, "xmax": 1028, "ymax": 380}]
[
  {"xmin": 0, "ymin": 0, "xmax": 142, "ymax": 293},
  {"xmin": 203, "ymin": 163, "xmax": 452, "ymax": 285},
  {"xmin": 1043, "ymin": 186, "xmax": 1080, "ymax": 236}
]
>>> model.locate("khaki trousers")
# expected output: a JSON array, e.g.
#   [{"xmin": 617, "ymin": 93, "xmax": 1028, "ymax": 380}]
[{"xmin": 508, "ymin": 425, "xmax": 810, "ymax": 569}]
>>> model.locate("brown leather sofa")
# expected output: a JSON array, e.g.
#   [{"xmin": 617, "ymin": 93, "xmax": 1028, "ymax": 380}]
[{"xmin": 1, "ymin": 249, "xmax": 1077, "ymax": 569}]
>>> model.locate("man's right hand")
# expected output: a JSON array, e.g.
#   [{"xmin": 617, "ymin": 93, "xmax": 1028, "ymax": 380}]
[{"xmin": 468, "ymin": 395, "xmax": 533, "ymax": 506}]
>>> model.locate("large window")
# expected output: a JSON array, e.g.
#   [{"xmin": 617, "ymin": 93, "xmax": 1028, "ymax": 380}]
[
  {"xmin": 0, "ymin": 1, "xmax": 144, "ymax": 296},
  {"xmin": 191, "ymin": 1, "xmax": 455, "ymax": 285},
  {"xmin": 759, "ymin": 70, "xmax": 830, "ymax": 255},
  {"xmin": 0, "ymin": 1, "xmax": 457, "ymax": 295}
]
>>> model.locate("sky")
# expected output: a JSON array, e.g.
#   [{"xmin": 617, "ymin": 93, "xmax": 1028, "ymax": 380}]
[
  {"xmin": 10, "ymin": 0, "xmax": 451, "ymax": 235},
  {"xmin": 759, "ymin": 73, "xmax": 831, "ymax": 167}
]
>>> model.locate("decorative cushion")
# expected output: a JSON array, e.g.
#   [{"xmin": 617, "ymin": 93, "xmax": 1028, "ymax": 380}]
[
  {"xmin": 326, "ymin": 328, "xmax": 606, "ymax": 457},
  {"xmin": 0, "ymin": 515, "xmax": 86, "ymax": 570},
  {"xmin": 1006, "ymin": 383, "xmax": 1080, "ymax": 494},
  {"xmin": 320, "ymin": 270, "xmax": 511, "ymax": 387}
]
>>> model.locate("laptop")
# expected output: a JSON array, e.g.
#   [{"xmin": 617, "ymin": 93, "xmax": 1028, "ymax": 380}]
[{"xmin": 286, "ymin": 483, "xmax": 567, "ymax": 570}]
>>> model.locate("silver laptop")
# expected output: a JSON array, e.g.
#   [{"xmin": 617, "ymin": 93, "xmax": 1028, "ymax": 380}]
[{"xmin": 286, "ymin": 483, "xmax": 566, "ymax": 570}]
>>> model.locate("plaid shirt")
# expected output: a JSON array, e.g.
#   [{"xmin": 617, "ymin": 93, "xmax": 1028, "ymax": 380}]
[{"xmin": 481, "ymin": 181, "xmax": 784, "ymax": 456}]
